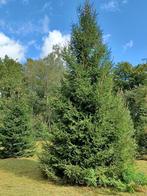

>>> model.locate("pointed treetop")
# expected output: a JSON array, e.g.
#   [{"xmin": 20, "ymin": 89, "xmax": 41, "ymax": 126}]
[{"xmin": 71, "ymin": 0, "xmax": 107, "ymax": 68}]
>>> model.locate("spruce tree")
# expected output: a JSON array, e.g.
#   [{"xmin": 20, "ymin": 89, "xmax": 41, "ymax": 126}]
[
  {"xmin": 0, "ymin": 99, "xmax": 34, "ymax": 158},
  {"xmin": 40, "ymin": 1, "xmax": 136, "ymax": 189}
]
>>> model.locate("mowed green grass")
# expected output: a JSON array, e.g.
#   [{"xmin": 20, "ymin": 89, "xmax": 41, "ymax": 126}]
[{"xmin": 0, "ymin": 149, "xmax": 147, "ymax": 196}]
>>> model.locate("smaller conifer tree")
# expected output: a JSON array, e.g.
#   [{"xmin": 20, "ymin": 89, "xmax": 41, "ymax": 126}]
[{"xmin": 0, "ymin": 99, "xmax": 34, "ymax": 158}]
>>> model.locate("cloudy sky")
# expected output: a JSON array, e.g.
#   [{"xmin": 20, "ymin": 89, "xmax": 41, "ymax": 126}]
[{"xmin": 0, "ymin": 0, "xmax": 147, "ymax": 65}]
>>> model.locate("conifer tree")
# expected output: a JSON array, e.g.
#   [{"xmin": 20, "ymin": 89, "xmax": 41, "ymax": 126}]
[
  {"xmin": 0, "ymin": 99, "xmax": 34, "ymax": 158},
  {"xmin": 40, "ymin": 1, "xmax": 137, "ymax": 189}
]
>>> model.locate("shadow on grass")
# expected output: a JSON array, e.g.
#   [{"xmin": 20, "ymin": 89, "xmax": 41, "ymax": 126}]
[
  {"xmin": 0, "ymin": 158, "xmax": 45, "ymax": 182},
  {"xmin": 0, "ymin": 158, "xmax": 120, "ymax": 195}
]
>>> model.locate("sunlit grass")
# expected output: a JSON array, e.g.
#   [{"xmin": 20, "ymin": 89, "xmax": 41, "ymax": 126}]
[{"xmin": 0, "ymin": 143, "xmax": 146, "ymax": 196}]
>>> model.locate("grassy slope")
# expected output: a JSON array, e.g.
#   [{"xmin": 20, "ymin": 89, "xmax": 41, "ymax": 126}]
[{"xmin": 0, "ymin": 157, "xmax": 146, "ymax": 196}]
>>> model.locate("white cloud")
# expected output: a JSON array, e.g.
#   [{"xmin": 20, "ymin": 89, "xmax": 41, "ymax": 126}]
[
  {"xmin": 42, "ymin": 15, "xmax": 50, "ymax": 34},
  {"xmin": 1, "ymin": 16, "xmax": 50, "ymax": 36},
  {"xmin": 103, "ymin": 34, "xmax": 111, "ymax": 43},
  {"xmin": 0, "ymin": 14, "xmax": 50, "ymax": 36},
  {"xmin": 0, "ymin": 32, "xmax": 25, "ymax": 62},
  {"xmin": 42, "ymin": 2, "xmax": 52, "ymax": 11},
  {"xmin": 41, "ymin": 30, "xmax": 70, "ymax": 58},
  {"xmin": 12, "ymin": 22, "xmax": 35, "ymax": 35},
  {"xmin": 101, "ymin": 0, "xmax": 128, "ymax": 12},
  {"xmin": 123, "ymin": 40, "xmax": 134, "ymax": 51},
  {"xmin": 27, "ymin": 40, "xmax": 40, "ymax": 50},
  {"xmin": 101, "ymin": 0, "xmax": 118, "ymax": 11},
  {"xmin": 0, "ymin": 0, "xmax": 7, "ymax": 4},
  {"xmin": 27, "ymin": 40, "xmax": 36, "ymax": 47},
  {"xmin": 0, "ymin": 19, "xmax": 5, "ymax": 28}
]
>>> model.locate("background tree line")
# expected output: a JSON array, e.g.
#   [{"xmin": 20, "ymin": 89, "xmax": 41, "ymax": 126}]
[
  {"xmin": 0, "ymin": 47, "xmax": 65, "ymax": 157},
  {"xmin": 114, "ymin": 62, "xmax": 147, "ymax": 155},
  {"xmin": 0, "ymin": 50, "xmax": 146, "ymax": 157}
]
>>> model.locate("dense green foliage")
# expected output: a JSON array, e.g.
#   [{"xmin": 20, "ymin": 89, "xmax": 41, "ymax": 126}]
[
  {"xmin": 0, "ymin": 49, "xmax": 64, "ymax": 156},
  {"xmin": 114, "ymin": 62, "xmax": 146, "ymax": 91},
  {"xmin": 0, "ymin": 99, "xmax": 34, "ymax": 158},
  {"xmin": 114, "ymin": 62, "xmax": 147, "ymax": 155},
  {"xmin": 0, "ymin": 56, "xmax": 27, "ymax": 127},
  {"xmin": 24, "ymin": 48, "xmax": 64, "ymax": 138},
  {"xmin": 40, "ymin": 1, "xmax": 138, "ymax": 190},
  {"xmin": 0, "ymin": 56, "xmax": 24, "ymax": 99},
  {"xmin": 0, "ymin": 57, "xmax": 34, "ymax": 158},
  {"xmin": 126, "ymin": 86, "xmax": 147, "ymax": 155}
]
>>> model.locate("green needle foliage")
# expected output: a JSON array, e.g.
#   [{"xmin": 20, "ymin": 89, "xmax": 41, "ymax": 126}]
[
  {"xmin": 126, "ymin": 86, "xmax": 147, "ymax": 155},
  {"xmin": 40, "ymin": 1, "xmax": 140, "ymax": 190},
  {"xmin": 113, "ymin": 62, "xmax": 147, "ymax": 156},
  {"xmin": 0, "ymin": 99, "xmax": 34, "ymax": 158}
]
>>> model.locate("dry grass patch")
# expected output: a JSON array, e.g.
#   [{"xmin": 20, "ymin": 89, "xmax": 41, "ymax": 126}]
[{"xmin": 0, "ymin": 157, "xmax": 147, "ymax": 196}]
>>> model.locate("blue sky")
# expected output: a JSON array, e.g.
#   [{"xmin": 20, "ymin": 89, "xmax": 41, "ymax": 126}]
[{"xmin": 0, "ymin": 0, "xmax": 147, "ymax": 65}]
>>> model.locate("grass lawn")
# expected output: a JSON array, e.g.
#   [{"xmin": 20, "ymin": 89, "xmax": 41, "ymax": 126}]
[{"xmin": 0, "ymin": 157, "xmax": 146, "ymax": 196}]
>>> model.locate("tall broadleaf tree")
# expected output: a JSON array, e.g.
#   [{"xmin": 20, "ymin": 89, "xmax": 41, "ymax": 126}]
[
  {"xmin": 40, "ymin": 1, "xmax": 137, "ymax": 189},
  {"xmin": 24, "ymin": 47, "xmax": 65, "ymax": 138}
]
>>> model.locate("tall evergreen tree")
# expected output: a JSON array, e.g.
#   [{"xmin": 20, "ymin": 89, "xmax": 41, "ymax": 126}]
[
  {"xmin": 0, "ymin": 99, "xmax": 34, "ymax": 158},
  {"xmin": 40, "ymin": 1, "xmax": 136, "ymax": 189}
]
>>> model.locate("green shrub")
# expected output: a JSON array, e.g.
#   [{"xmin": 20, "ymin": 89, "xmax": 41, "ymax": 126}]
[
  {"xmin": 63, "ymin": 165, "xmax": 97, "ymax": 186},
  {"xmin": 123, "ymin": 165, "xmax": 147, "ymax": 186}
]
